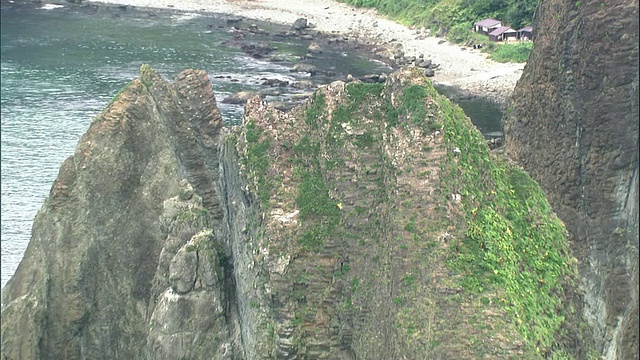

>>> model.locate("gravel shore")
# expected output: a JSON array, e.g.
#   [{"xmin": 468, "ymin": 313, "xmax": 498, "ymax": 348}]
[{"xmin": 89, "ymin": 0, "xmax": 525, "ymax": 107}]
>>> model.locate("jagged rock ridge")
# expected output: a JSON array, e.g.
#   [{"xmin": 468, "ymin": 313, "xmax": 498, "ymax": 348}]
[
  {"xmin": 1, "ymin": 66, "xmax": 235, "ymax": 360},
  {"xmin": 3, "ymin": 65, "xmax": 581, "ymax": 359},
  {"xmin": 504, "ymin": 0, "xmax": 638, "ymax": 358}
]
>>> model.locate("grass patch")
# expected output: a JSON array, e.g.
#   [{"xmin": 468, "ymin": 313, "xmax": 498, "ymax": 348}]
[
  {"xmin": 394, "ymin": 81, "xmax": 578, "ymax": 354},
  {"xmin": 490, "ymin": 42, "xmax": 534, "ymax": 63},
  {"xmin": 292, "ymin": 82, "xmax": 389, "ymax": 252},
  {"xmin": 399, "ymin": 84, "xmax": 428, "ymax": 125},
  {"xmin": 243, "ymin": 120, "xmax": 273, "ymax": 207}
]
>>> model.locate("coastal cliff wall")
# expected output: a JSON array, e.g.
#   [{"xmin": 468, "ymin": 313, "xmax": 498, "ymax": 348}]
[
  {"xmin": 3, "ymin": 66, "xmax": 582, "ymax": 359},
  {"xmin": 504, "ymin": 0, "xmax": 639, "ymax": 358},
  {"xmin": 0, "ymin": 66, "xmax": 235, "ymax": 360}
]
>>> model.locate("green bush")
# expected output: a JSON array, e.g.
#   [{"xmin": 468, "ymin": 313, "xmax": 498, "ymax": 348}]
[
  {"xmin": 448, "ymin": 21, "xmax": 473, "ymax": 44},
  {"xmin": 489, "ymin": 42, "xmax": 534, "ymax": 63},
  {"xmin": 338, "ymin": 0, "xmax": 539, "ymax": 35}
]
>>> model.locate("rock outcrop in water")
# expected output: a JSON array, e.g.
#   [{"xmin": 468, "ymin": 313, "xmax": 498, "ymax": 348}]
[
  {"xmin": 503, "ymin": 0, "xmax": 639, "ymax": 359},
  {"xmin": 1, "ymin": 66, "xmax": 231, "ymax": 360},
  {"xmin": 2, "ymin": 65, "xmax": 583, "ymax": 359}
]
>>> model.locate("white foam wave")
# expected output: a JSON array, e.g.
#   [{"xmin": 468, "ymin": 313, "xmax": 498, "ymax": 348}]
[{"xmin": 41, "ymin": 4, "xmax": 64, "ymax": 10}]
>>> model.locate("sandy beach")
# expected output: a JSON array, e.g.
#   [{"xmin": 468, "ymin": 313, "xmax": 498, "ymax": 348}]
[{"xmin": 88, "ymin": 0, "xmax": 525, "ymax": 107}]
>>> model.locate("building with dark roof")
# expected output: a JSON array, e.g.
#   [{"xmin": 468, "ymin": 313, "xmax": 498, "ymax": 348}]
[
  {"xmin": 517, "ymin": 26, "xmax": 534, "ymax": 41},
  {"xmin": 488, "ymin": 26, "xmax": 518, "ymax": 42},
  {"xmin": 474, "ymin": 18, "xmax": 502, "ymax": 35}
]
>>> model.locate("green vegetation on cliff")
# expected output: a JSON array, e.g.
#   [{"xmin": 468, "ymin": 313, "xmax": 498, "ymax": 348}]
[
  {"xmin": 337, "ymin": 0, "xmax": 537, "ymax": 30},
  {"xmin": 234, "ymin": 68, "xmax": 578, "ymax": 358},
  {"xmin": 338, "ymin": 0, "xmax": 537, "ymax": 62},
  {"xmin": 434, "ymin": 90, "xmax": 577, "ymax": 353}
]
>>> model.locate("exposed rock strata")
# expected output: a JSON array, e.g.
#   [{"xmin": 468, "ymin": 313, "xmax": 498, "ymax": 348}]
[
  {"xmin": 2, "ymin": 66, "xmax": 581, "ymax": 359},
  {"xmin": 1, "ymin": 66, "xmax": 232, "ymax": 360},
  {"xmin": 504, "ymin": 0, "xmax": 639, "ymax": 358}
]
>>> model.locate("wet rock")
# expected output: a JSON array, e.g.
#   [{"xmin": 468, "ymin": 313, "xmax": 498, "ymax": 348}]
[
  {"xmin": 292, "ymin": 80, "xmax": 315, "ymax": 89},
  {"xmin": 247, "ymin": 23, "xmax": 266, "ymax": 34},
  {"xmin": 292, "ymin": 17, "xmax": 308, "ymax": 30},
  {"xmin": 307, "ymin": 42, "xmax": 323, "ymax": 54},
  {"xmin": 424, "ymin": 69, "xmax": 435, "ymax": 77},
  {"xmin": 268, "ymin": 54, "xmax": 287, "ymax": 62},
  {"xmin": 259, "ymin": 89, "xmax": 282, "ymax": 97},
  {"xmin": 292, "ymin": 63, "xmax": 317, "ymax": 75},
  {"xmin": 226, "ymin": 17, "xmax": 242, "ymax": 26},
  {"xmin": 241, "ymin": 42, "xmax": 276, "ymax": 59},
  {"xmin": 222, "ymin": 91, "xmax": 261, "ymax": 104},
  {"xmin": 359, "ymin": 74, "xmax": 381, "ymax": 83},
  {"xmin": 275, "ymin": 30, "xmax": 296, "ymax": 38},
  {"xmin": 261, "ymin": 78, "xmax": 289, "ymax": 87}
]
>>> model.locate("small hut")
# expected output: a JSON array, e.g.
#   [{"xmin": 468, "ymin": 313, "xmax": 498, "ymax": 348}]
[
  {"xmin": 517, "ymin": 26, "xmax": 534, "ymax": 41},
  {"xmin": 488, "ymin": 26, "xmax": 517, "ymax": 42},
  {"xmin": 474, "ymin": 19, "xmax": 502, "ymax": 35}
]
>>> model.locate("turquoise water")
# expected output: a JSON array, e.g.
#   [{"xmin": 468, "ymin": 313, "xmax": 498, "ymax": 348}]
[{"xmin": 0, "ymin": 2, "xmax": 391, "ymax": 289}]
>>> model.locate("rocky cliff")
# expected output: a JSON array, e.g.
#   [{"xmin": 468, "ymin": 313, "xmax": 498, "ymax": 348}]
[
  {"xmin": 1, "ymin": 66, "xmax": 232, "ymax": 360},
  {"xmin": 503, "ymin": 0, "xmax": 639, "ymax": 359},
  {"xmin": 2, "ymin": 65, "xmax": 581, "ymax": 359}
]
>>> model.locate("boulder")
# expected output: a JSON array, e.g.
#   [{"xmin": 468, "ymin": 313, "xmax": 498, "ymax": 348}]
[
  {"xmin": 359, "ymin": 74, "xmax": 381, "ymax": 83},
  {"xmin": 261, "ymin": 78, "xmax": 289, "ymax": 87},
  {"xmin": 221, "ymin": 91, "xmax": 261, "ymax": 104},
  {"xmin": 226, "ymin": 17, "xmax": 243, "ymax": 26},
  {"xmin": 292, "ymin": 17, "xmax": 308, "ymax": 30},
  {"xmin": 292, "ymin": 80, "xmax": 315, "ymax": 89},
  {"xmin": 307, "ymin": 42, "xmax": 323, "ymax": 54},
  {"xmin": 241, "ymin": 42, "xmax": 276, "ymax": 59},
  {"xmin": 417, "ymin": 59, "xmax": 432, "ymax": 68},
  {"xmin": 292, "ymin": 63, "xmax": 317, "ymax": 75},
  {"xmin": 169, "ymin": 242, "xmax": 198, "ymax": 294}
]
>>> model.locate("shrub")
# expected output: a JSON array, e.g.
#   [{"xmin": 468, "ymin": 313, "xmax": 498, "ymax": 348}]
[
  {"xmin": 448, "ymin": 21, "xmax": 474, "ymax": 44},
  {"xmin": 489, "ymin": 42, "xmax": 534, "ymax": 63}
]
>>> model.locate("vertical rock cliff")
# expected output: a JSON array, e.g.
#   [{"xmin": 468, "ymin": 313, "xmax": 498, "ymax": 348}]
[
  {"xmin": 1, "ymin": 66, "xmax": 236, "ymax": 360},
  {"xmin": 504, "ymin": 0, "xmax": 639, "ymax": 358},
  {"xmin": 3, "ymin": 65, "xmax": 584, "ymax": 359}
]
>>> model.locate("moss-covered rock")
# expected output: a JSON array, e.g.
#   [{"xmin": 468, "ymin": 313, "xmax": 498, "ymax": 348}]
[
  {"xmin": 230, "ymin": 67, "xmax": 580, "ymax": 359},
  {"xmin": 1, "ymin": 65, "xmax": 583, "ymax": 360}
]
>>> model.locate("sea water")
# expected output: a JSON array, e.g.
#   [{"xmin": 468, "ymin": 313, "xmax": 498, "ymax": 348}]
[
  {"xmin": 1, "ymin": 2, "xmax": 503, "ymax": 291},
  {"xmin": 0, "ymin": 2, "xmax": 392, "ymax": 290}
]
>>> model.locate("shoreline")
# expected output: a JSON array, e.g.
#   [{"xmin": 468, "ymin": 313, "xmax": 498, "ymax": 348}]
[{"xmin": 88, "ymin": 0, "xmax": 523, "ymax": 108}]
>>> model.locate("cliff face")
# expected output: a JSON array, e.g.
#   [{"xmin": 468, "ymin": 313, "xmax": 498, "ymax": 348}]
[
  {"xmin": 1, "ymin": 66, "xmax": 233, "ymax": 360},
  {"xmin": 503, "ymin": 0, "xmax": 639, "ymax": 358},
  {"xmin": 2, "ymin": 66, "xmax": 581, "ymax": 359}
]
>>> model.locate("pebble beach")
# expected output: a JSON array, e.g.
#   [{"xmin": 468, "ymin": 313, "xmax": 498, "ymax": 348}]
[{"xmin": 89, "ymin": 0, "xmax": 526, "ymax": 107}]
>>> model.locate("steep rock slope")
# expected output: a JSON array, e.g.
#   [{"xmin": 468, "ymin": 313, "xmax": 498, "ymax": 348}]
[
  {"xmin": 1, "ymin": 66, "xmax": 235, "ymax": 360},
  {"xmin": 225, "ymin": 67, "xmax": 580, "ymax": 359},
  {"xmin": 503, "ymin": 0, "xmax": 639, "ymax": 359},
  {"xmin": 3, "ymin": 66, "xmax": 581, "ymax": 359}
]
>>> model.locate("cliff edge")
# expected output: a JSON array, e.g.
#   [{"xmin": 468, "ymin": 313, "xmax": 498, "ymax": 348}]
[
  {"xmin": 2, "ymin": 65, "xmax": 581, "ymax": 359},
  {"xmin": 1, "ymin": 66, "xmax": 233, "ymax": 359},
  {"xmin": 504, "ymin": 0, "xmax": 639, "ymax": 358}
]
